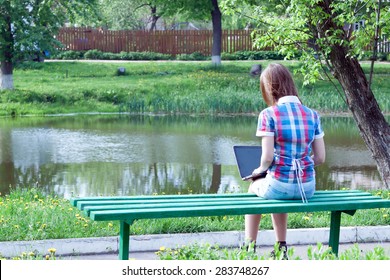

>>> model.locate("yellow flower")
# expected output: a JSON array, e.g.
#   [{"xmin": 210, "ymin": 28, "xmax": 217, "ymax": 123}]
[
  {"xmin": 108, "ymin": 223, "xmax": 113, "ymax": 227},
  {"xmin": 303, "ymin": 216, "xmax": 310, "ymax": 221},
  {"xmin": 48, "ymin": 248, "xmax": 56, "ymax": 254},
  {"xmin": 45, "ymin": 255, "xmax": 50, "ymax": 260},
  {"xmin": 383, "ymin": 214, "xmax": 388, "ymax": 218},
  {"xmin": 28, "ymin": 252, "xmax": 35, "ymax": 257},
  {"xmin": 159, "ymin": 246, "xmax": 166, "ymax": 251}
]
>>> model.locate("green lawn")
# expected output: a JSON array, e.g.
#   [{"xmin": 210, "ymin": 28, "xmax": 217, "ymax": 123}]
[{"xmin": 1, "ymin": 60, "xmax": 389, "ymax": 116}]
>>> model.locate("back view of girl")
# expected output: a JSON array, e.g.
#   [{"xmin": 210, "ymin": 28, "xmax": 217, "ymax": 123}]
[{"xmin": 245, "ymin": 63, "xmax": 326, "ymax": 258}]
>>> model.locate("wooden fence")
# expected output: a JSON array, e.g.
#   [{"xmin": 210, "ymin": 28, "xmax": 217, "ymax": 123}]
[
  {"xmin": 56, "ymin": 28, "xmax": 259, "ymax": 55},
  {"xmin": 56, "ymin": 27, "xmax": 390, "ymax": 55}
]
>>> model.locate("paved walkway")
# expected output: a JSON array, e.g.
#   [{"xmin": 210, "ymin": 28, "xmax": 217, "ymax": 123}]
[{"xmin": 2, "ymin": 225, "xmax": 390, "ymax": 260}]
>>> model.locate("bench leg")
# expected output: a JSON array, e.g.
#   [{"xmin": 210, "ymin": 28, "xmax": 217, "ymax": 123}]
[
  {"xmin": 329, "ymin": 211, "xmax": 341, "ymax": 256},
  {"xmin": 119, "ymin": 220, "xmax": 131, "ymax": 260}
]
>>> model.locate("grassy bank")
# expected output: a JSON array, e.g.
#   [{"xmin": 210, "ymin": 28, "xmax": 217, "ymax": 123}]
[
  {"xmin": 0, "ymin": 188, "xmax": 389, "ymax": 242},
  {"xmin": 1, "ymin": 61, "xmax": 390, "ymax": 116}
]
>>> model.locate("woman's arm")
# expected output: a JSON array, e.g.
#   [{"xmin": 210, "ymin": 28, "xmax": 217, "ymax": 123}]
[
  {"xmin": 312, "ymin": 137, "xmax": 326, "ymax": 166},
  {"xmin": 253, "ymin": 136, "xmax": 274, "ymax": 174}
]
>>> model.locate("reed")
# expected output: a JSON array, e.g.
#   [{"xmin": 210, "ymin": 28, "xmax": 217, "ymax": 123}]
[{"xmin": 2, "ymin": 61, "xmax": 389, "ymax": 117}]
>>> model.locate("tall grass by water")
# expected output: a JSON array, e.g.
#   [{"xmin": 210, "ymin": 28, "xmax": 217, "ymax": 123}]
[{"xmin": 1, "ymin": 61, "xmax": 390, "ymax": 116}]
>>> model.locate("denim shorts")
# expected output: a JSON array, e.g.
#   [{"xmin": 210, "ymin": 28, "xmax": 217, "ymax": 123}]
[{"xmin": 250, "ymin": 175, "xmax": 315, "ymax": 200}]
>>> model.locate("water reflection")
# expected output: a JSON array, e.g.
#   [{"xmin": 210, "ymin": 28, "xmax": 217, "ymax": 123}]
[{"xmin": 0, "ymin": 114, "xmax": 385, "ymax": 198}]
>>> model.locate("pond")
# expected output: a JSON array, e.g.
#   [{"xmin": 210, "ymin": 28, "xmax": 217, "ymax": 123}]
[{"xmin": 0, "ymin": 114, "xmax": 384, "ymax": 198}]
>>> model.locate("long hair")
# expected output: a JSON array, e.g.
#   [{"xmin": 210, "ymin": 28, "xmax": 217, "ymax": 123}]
[{"xmin": 260, "ymin": 63, "xmax": 299, "ymax": 106}]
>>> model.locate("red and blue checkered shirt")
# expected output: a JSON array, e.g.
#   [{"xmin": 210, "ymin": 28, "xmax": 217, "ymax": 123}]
[{"xmin": 256, "ymin": 96, "xmax": 324, "ymax": 184}]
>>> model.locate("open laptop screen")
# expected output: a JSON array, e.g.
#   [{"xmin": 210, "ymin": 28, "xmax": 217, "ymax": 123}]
[{"xmin": 233, "ymin": 145, "xmax": 265, "ymax": 181}]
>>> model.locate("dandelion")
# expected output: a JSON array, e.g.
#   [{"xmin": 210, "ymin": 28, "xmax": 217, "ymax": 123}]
[
  {"xmin": 108, "ymin": 222, "xmax": 113, "ymax": 227},
  {"xmin": 159, "ymin": 246, "xmax": 166, "ymax": 251},
  {"xmin": 28, "ymin": 252, "xmax": 35, "ymax": 257},
  {"xmin": 14, "ymin": 225, "xmax": 20, "ymax": 229},
  {"xmin": 45, "ymin": 255, "xmax": 50, "ymax": 260},
  {"xmin": 48, "ymin": 248, "xmax": 56, "ymax": 254},
  {"xmin": 303, "ymin": 216, "xmax": 310, "ymax": 221},
  {"xmin": 383, "ymin": 214, "xmax": 388, "ymax": 218}
]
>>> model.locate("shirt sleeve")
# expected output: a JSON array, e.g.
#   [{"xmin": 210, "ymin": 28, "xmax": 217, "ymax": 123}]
[
  {"xmin": 314, "ymin": 111, "xmax": 325, "ymax": 139},
  {"xmin": 256, "ymin": 108, "xmax": 275, "ymax": 137}
]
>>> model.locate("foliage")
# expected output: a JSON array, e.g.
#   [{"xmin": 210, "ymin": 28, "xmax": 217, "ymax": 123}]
[
  {"xmin": 176, "ymin": 52, "xmax": 209, "ymax": 61},
  {"xmin": 50, "ymin": 50, "xmax": 298, "ymax": 61},
  {"xmin": 94, "ymin": 0, "xmax": 151, "ymax": 30},
  {"xmin": 247, "ymin": 0, "xmax": 390, "ymax": 85},
  {"xmin": 157, "ymin": 242, "xmax": 390, "ymax": 260},
  {"xmin": 2, "ymin": 61, "xmax": 390, "ymax": 116},
  {"xmin": 51, "ymin": 50, "xmax": 174, "ymax": 60},
  {"xmin": 0, "ymin": 0, "xmax": 98, "ymax": 63}
]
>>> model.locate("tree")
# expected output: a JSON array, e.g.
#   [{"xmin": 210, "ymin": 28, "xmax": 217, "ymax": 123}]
[
  {"xmin": 148, "ymin": 0, "xmax": 223, "ymax": 64},
  {"xmin": 95, "ymin": 0, "xmax": 161, "ymax": 30},
  {"xmin": 244, "ymin": 0, "xmax": 390, "ymax": 188},
  {"xmin": 0, "ymin": 0, "xmax": 98, "ymax": 90}
]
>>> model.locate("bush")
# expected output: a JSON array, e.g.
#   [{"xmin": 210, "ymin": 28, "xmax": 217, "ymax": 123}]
[
  {"xmin": 84, "ymin": 49, "xmax": 105, "ymax": 60},
  {"xmin": 52, "ymin": 50, "xmax": 84, "ymax": 60},
  {"xmin": 176, "ymin": 52, "xmax": 209, "ymax": 61}
]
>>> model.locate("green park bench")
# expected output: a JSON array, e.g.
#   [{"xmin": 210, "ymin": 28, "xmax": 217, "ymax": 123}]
[{"xmin": 70, "ymin": 190, "xmax": 390, "ymax": 260}]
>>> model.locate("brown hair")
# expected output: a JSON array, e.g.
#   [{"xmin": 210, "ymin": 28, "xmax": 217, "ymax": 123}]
[{"xmin": 260, "ymin": 63, "xmax": 299, "ymax": 106}]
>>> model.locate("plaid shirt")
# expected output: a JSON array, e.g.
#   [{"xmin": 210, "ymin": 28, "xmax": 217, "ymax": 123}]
[{"xmin": 256, "ymin": 96, "xmax": 324, "ymax": 184}]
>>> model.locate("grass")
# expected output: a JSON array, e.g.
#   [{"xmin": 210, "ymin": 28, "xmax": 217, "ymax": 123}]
[
  {"xmin": 1, "ymin": 60, "xmax": 390, "ymax": 116},
  {"xmin": 156, "ymin": 242, "xmax": 390, "ymax": 260},
  {"xmin": 0, "ymin": 188, "xmax": 389, "ymax": 242}
]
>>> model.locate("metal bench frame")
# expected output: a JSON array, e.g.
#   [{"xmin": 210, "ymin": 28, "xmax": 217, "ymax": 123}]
[{"xmin": 70, "ymin": 190, "xmax": 390, "ymax": 260}]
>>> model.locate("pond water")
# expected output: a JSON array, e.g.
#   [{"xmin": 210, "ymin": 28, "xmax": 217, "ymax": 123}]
[{"xmin": 0, "ymin": 114, "xmax": 384, "ymax": 198}]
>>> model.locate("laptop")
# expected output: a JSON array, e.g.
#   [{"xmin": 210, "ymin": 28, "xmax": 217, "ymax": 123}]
[{"xmin": 233, "ymin": 145, "xmax": 267, "ymax": 181}]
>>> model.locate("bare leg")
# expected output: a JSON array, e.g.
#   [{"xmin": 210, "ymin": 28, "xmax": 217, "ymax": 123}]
[
  {"xmin": 244, "ymin": 183, "xmax": 262, "ymax": 243},
  {"xmin": 245, "ymin": 214, "xmax": 261, "ymax": 242},
  {"xmin": 271, "ymin": 213, "xmax": 288, "ymax": 242}
]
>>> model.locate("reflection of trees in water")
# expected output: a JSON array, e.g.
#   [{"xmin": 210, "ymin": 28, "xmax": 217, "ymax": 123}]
[{"xmin": 0, "ymin": 115, "xmax": 387, "ymax": 198}]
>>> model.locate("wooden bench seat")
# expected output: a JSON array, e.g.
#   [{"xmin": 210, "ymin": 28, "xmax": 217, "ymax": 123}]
[{"xmin": 70, "ymin": 190, "xmax": 390, "ymax": 260}]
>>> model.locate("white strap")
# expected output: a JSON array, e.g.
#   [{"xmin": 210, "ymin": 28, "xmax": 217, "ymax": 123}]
[{"xmin": 292, "ymin": 159, "xmax": 308, "ymax": 203}]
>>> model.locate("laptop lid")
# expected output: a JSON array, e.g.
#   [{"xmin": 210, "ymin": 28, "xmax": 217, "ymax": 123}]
[{"xmin": 233, "ymin": 145, "xmax": 263, "ymax": 181}]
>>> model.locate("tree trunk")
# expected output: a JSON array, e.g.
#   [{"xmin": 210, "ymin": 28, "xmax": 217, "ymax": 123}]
[
  {"xmin": 148, "ymin": 6, "xmax": 160, "ymax": 31},
  {"xmin": 0, "ymin": 61, "xmax": 14, "ymax": 90},
  {"xmin": 0, "ymin": 5, "xmax": 14, "ymax": 90},
  {"xmin": 210, "ymin": 0, "xmax": 222, "ymax": 65},
  {"xmin": 317, "ymin": 1, "xmax": 390, "ymax": 188}
]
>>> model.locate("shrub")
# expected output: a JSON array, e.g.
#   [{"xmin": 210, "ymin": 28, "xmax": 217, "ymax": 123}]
[
  {"xmin": 52, "ymin": 50, "xmax": 84, "ymax": 60},
  {"xmin": 176, "ymin": 52, "xmax": 209, "ymax": 61},
  {"xmin": 84, "ymin": 49, "xmax": 105, "ymax": 59}
]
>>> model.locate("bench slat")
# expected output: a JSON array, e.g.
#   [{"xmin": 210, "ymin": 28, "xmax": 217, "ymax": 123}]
[
  {"xmin": 70, "ymin": 190, "xmax": 365, "ymax": 207},
  {"xmin": 75, "ymin": 191, "xmax": 374, "ymax": 210},
  {"xmin": 82, "ymin": 195, "xmax": 382, "ymax": 215},
  {"xmin": 89, "ymin": 198, "xmax": 390, "ymax": 221}
]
